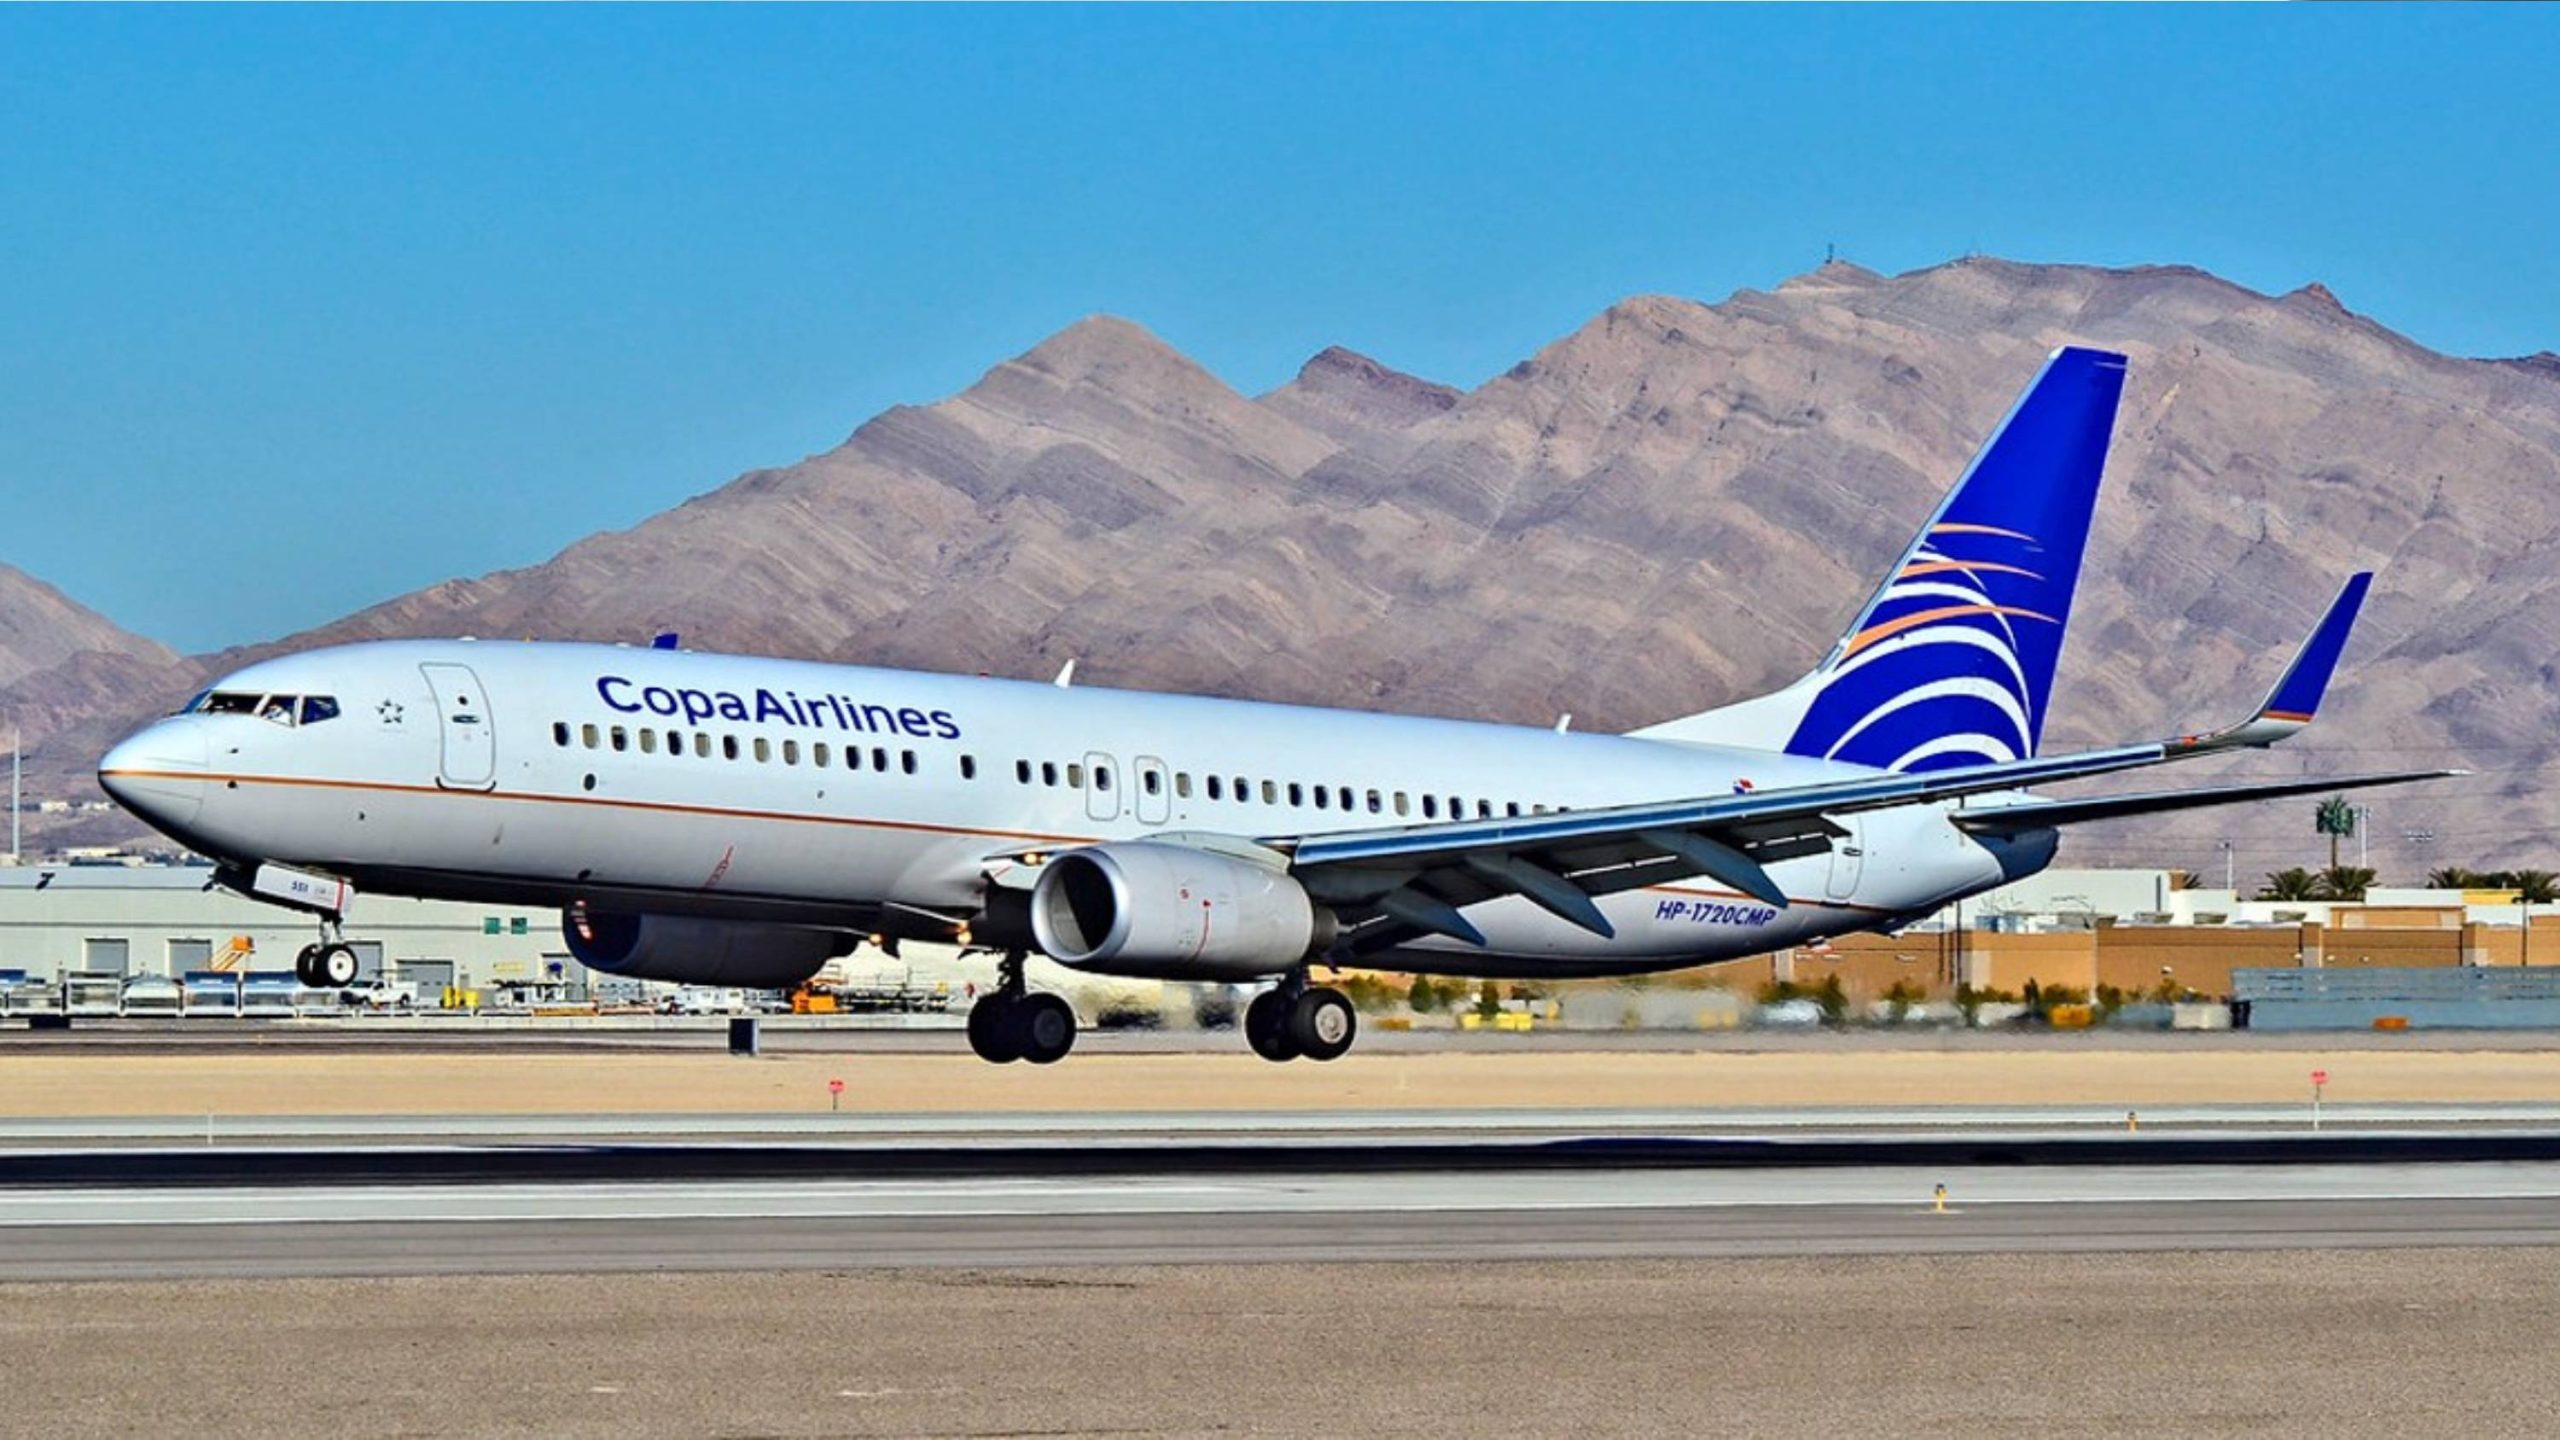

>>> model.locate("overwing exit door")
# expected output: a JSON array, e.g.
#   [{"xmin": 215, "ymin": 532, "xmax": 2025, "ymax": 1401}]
[{"xmin": 420, "ymin": 663, "xmax": 496, "ymax": 790}]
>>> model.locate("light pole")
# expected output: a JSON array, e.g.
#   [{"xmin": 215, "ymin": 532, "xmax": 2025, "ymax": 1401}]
[{"xmin": 2218, "ymin": 838, "xmax": 2234, "ymax": 894}]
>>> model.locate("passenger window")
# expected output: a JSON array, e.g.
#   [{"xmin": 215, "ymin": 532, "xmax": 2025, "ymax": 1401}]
[
  {"xmin": 694, "ymin": 733, "xmax": 712, "ymax": 759},
  {"xmin": 609, "ymin": 726, "xmax": 628, "ymax": 752},
  {"xmin": 1067, "ymin": 763, "xmax": 1086, "ymax": 787},
  {"xmin": 1394, "ymin": 792, "xmax": 1410, "ymax": 818},
  {"xmin": 1015, "ymin": 759, "xmax": 1032, "ymax": 784},
  {"xmin": 582, "ymin": 724, "xmax": 600, "ymax": 749},
  {"xmin": 901, "ymin": 750, "xmax": 917, "ymax": 775},
  {"xmin": 782, "ymin": 739, "xmax": 799, "ymax": 766},
  {"xmin": 1043, "ymin": 761, "xmax": 1059, "ymax": 787},
  {"xmin": 299, "ymin": 696, "xmax": 339, "ymax": 725},
  {"xmin": 812, "ymin": 742, "xmax": 829, "ymax": 768},
  {"xmin": 1477, "ymin": 801, "xmax": 1493, "ymax": 819},
  {"xmin": 1507, "ymin": 802, "xmax": 1522, "ymax": 818},
  {"xmin": 1422, "ymin": 795, "xmax": 1438, "ymax": 820},
  {"xmin": 960, "ymin": 755, "xmax": 977, "ymax": 780},
  {"xmin": 753, "ymin": 738, "xmax": 771, "ymax": 763},
  {"xmin": 872, "ymin": 747, "xmax": 889, "ymax": 771},
  {"xmin": 1313, "ymin": 786, "xmax": 1329, "ymax": 810},
  {"xmin": 722, "ymin": 735, "xmax": 740, "ymax": 761},
  {"xmin": 665, "ymin": 730, "xmax": 682, "ymax": 758},
  {"xmin": 1235, "ymin": 777, "xmax": 1249, "ymax": 802},
  {"xmin": 553, "ymin": 722, "xmax": 571, "ymax": 748},
  {"xmin": 1206, "ymin": 776, "xmax": 1223, "ymax": 801},
  {"xmin": 1143, "ymin": 770, "xmax": 1162, "ymax": 796},
  {"xmin": 639, "ymin": 729, "xmax": 658, "ymax": 755},
  {"xmin": 1261, "ymin": 780, "xmax": 1277, "ymax": 805},
  {"xmin": 1287, "ymin": 782, "xmax": 1303, "ymax": 806},
  {"xmin": 1338, "ymin": 787, "xmax": 1354, "ymax": 811},
  {"xmin": 1366, "ymin": 789, "xmax": 1382, "ymax": 814},
  {"xmin": 1095, "ymin": 766, "xmax": 1112, "ymax": 791}
]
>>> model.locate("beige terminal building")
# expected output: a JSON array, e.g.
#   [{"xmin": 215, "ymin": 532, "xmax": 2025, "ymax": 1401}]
[{"xmin": 0, "ymin": 860, "xmax": 2551, "ymax": 1007}]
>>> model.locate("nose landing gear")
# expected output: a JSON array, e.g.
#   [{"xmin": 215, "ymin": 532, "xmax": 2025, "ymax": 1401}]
[
  {"xmin": 293, "ymin": 919, "xmax": 360, "ymax": 989},
  {"xmin": 965, "ymin": 950, "xmax": 1077, "ymax": 1065}
]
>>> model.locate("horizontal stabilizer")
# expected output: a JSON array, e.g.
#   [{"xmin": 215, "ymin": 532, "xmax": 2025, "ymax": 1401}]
[{"xmin": 1955, "ymin": 768, "xmax": 2458, "ymax": 835}]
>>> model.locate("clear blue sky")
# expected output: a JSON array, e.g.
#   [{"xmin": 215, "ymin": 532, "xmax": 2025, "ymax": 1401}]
[{"xmin": 4, "ymin": 5, "xmax": 2554, "ymax": 653}]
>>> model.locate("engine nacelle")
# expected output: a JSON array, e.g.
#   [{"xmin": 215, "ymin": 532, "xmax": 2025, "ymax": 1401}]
[
  {"xmin": 563, "ymin": 909, "xmax": 851, "ymax": 989},
  {"xmin": 1030, "ymin": 842, "xmax": 1332, "ymax": 981}
]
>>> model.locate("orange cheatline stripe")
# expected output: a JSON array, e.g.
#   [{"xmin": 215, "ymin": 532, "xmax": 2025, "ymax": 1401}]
[
  {"xmin": 101, "ymin": 770, "xmax": 1892, "ymax": 914},
  {"xmin": 1897, "ymin": 560, "xmax": 2045, "ymax": 582},
  {"xmin": 1930, "ymin": 523, "xmax": 2034, "ymax": 541},
  {"xmin": 1844, "ymin": 604, "xmax": 2057, "ymax": 657},
  {"xmin": 2259, "ymin": 710, "xmax": 2315, "ymax": 724},
  {"xmin": 101, "ymin": 767, "xmax": 1100, "ymax": 849}
]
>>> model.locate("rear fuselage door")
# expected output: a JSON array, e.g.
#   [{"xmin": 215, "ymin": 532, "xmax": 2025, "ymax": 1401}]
[
  {"xmin": 1823, "ymin": 815, "xmax": 1865, "ymax": 902},
  {"xmin": 419, "ymin": 662, "xmax": 496, "ymax": 790}
]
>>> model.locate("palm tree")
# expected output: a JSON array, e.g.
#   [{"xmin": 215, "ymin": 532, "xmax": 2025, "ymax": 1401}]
[
  {"xmin": 2513, "ymin": 871, "xmax": 2559, "ymax": 905},
  {"xmin": 2427, "ymin": 866, "xmax": 2482, "ymax": 890},
  {"xmin": 2315, "ymin": 865, "xmax": 2377, "ymax": 902},
  {"xmin": 2258, "ymin": 867, "xmax": 2321, "ymax": 902}
]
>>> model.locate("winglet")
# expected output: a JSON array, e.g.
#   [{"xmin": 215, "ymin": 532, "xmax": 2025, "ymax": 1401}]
[{"xmin": 2175, "ymin": 572, "xmax": 2372, "ymax": 753}]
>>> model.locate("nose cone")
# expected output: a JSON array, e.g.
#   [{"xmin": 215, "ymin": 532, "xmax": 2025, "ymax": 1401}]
[{"xmin": 98, "ymin": 719, "xmax": 210, "ymax": 834}]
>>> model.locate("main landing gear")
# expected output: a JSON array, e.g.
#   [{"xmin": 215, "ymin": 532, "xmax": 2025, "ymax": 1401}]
[
  {"xmin": 966, "ymin": 950, "xmax": 1077, "ymax": 1065},
  {"xmin": 1245, "ymin": 975, "xmax": 1356, "ymax": 1063},
  {"xmin": 293, "ymin": 919, "xmax": 360, "ymax": 989}
]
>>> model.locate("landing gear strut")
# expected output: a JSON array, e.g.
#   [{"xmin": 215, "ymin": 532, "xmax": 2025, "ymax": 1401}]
[
  {"xmin": 1247, "ymin": 973, "xmax": 1355, "ymax": 1063},
  {"xmin": 965, "ymin": 950, "xmax": 1077, "ymax": 1065},
  {"xmin": 293, "ymin": 918, "xmax": 360, "ymax": 989}
]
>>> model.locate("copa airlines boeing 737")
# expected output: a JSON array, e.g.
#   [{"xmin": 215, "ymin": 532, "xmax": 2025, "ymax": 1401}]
[{"xmin": 99, "ymin": 346, "xmax": 2448, "ymax": 1065}]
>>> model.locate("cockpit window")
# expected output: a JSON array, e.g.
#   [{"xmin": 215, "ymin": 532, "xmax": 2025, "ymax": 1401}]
[{"xmin": 187, "ymin": 690, "xmax": 338, "ymax": 727}]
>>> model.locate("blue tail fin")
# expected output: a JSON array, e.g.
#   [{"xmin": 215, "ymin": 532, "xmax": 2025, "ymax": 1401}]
[{"xmin": 1632, "ymin": 346, "xmax": 2128, "ymax": 770}]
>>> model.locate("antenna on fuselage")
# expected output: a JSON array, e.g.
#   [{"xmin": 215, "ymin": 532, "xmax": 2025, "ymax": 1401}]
[{"xmin": 1053, "ymin": 659, "xmax": 1077, "ymax": 688}]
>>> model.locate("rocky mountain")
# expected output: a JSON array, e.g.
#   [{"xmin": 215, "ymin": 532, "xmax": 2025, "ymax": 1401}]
[
  {"xmin": 14, "ymin": 257, "xmax": 2559, "ymax": 873},
  {"xmin": 0, "ymin": 565, "xmax": 178, "ymax": 692}
]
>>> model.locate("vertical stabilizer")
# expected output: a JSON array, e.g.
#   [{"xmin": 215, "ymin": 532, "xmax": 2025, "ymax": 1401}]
[{"xmin": 1632, "ymin": 346, "xmax": 2129, "ymax": 771}]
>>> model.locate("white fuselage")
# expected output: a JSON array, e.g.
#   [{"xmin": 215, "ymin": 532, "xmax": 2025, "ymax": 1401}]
[{"xmin": 100, "ymin": 639, "xmax": 2045, "ymax": 978}]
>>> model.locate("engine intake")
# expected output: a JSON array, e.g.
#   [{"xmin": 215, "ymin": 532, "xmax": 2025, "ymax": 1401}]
[
  {"xmin": 563, "ymin": 909, "xmax": 850, "ymax": 989},
  {"xmin": 1030, "ymin": 842, "xmax": 1331, "ymax": 980}
]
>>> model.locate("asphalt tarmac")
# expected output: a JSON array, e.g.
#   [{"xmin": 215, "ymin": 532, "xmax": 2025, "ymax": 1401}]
[{"xmin": 8, "ymin": 1126, "xmax": 2560, "ymax": 1435}]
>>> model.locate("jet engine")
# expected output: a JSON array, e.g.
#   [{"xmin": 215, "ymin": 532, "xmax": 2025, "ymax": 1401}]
[
  {"xmin": 1029, "ymin": 841, "xmax": 1333, "ymax": 980},
  {"xmin": 563, "ymin": 909, "xmax": 852, "ymax": 988}
]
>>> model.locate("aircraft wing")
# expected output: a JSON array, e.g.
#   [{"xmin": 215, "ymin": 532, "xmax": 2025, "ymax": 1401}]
[
  {"xmin": 1952, "ymin": 769, "xmax": 2456, "ymax": 834},
  {"xmin": 1261, "ymin": 573, "xmax": 2427, "ymax": 953}
]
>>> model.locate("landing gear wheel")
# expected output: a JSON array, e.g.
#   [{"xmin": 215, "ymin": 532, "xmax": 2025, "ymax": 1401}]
[
  {"xmin": 967, "ymin": 995, "xmax": 1023, "ymax": 1064},
  {"xmin": 1288, "ymin": 986, "xmax": 1357, "ymax": 1062},
  {"xmin": 1014, "ymin": 993, "xmax": 1077, "ymax": 1066},
  {"xmin": 314, "ymin": 943, "xmax": 361, "ymax": 988},
  {"xmin": 1245, "ymin": 989, "xmax": 1300, "ymax": 1062},
  {"xmin": 292, "ymin": 945, "xmax": 323, "ymax": 987}
]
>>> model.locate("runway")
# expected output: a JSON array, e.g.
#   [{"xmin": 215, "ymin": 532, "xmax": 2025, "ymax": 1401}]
[
  {"xmin": 9, "ymin": 1120, "xmax": 2559, "ymax": 1436},
  {"xmin": 8, "ymin": 1110, "xmax": 2560, "ymax": 1279}
]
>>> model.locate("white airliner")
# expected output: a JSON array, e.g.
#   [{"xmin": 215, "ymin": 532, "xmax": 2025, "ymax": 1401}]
[{"xmin": 99, "ymin": 346, "xmax": 2447, "ymax": 1065}]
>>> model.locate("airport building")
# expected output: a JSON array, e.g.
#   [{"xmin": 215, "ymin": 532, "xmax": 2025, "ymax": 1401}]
[
  {"xmin": 0, "ymin": 863, "xmax": 573, "ymax": 1001},
  {"xmin": 1754, "ymin": 867, "xmax": 2560, "ymax": 1003}
]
